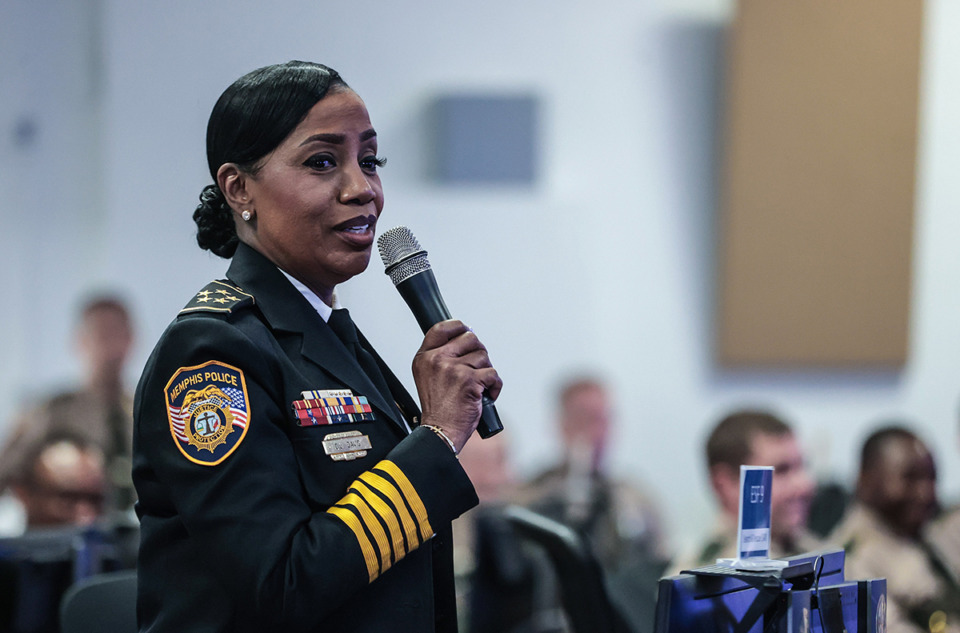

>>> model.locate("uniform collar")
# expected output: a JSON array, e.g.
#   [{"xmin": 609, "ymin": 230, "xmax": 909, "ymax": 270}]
[{"xmin": 278, "ymin": 268, "xmax": 341, "ymax": 323}]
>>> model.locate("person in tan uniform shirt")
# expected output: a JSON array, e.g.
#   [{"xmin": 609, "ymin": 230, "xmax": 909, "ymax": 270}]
[
  {"xmin": 830, "ymin": 425, "xmax": 960, "ymax": 633},
  {"xmin": 516, "ymin": 376, "xmax": 668, "ymax": 633},
  {"xmin": 668, "ymin": 409, "xmax": 821, "ymax": 575},
  {"xmin": 0, "ymin": 294, "xmax": 136, "ymax": 514},
  {"xmin": 517, "ymin": 378, "xmax": 669, "ymax": 567},
  {"xmin": 926, "ymin": 414, "xmax": 960, "ymax": 590}
]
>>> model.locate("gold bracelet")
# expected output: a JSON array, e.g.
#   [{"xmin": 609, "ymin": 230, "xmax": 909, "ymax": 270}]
[{"xmin": 422, "ymin": 424, "xmax": 458, "ymax": 456}]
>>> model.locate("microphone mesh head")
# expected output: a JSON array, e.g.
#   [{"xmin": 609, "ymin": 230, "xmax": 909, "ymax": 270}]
[{"xmin": 377, "ymin": 226, "xmax": 432, "ymax": 286}]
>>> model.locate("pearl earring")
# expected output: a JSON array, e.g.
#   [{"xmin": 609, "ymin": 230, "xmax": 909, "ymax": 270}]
[{"xmin": 241, "ymin": 210, "xmax": 252, "ymax": 221}]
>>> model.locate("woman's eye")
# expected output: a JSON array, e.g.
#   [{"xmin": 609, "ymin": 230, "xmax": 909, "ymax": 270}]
[
  {"xmin": 304, "ymin": 154, "xmax": 335, "ymax": 170},
  {"xmin": 361, "ymin": 155, "xmax": 387, "ymax": 173}
]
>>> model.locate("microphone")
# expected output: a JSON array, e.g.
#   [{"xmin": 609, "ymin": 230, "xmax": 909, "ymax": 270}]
[{"xmin": 377, "ymin": 226, "xmax": 503, "ymax": 439}]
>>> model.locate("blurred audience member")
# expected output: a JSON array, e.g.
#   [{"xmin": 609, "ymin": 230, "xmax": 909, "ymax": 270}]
[
  {"xmin": 454, "ymin": 431, "xmax": 516, "ymax": 588},
  {"xmin": 926, "ymin": 415, "xmax": 960, "ymax": 588},
  {"xmin": 670, "ymin": 409, "xmax": 819, "ymax": 573},
  {"xmin": 0, "ymin": 293, "xmax": 136, "ymax": 515},
  {"xmin": 459, "ymin": 428, "xmax": 516, "ymax": 507},
  {"xmin": 830, "ymin": 426, "xmax": 959, "ymax": 633},
  {"xmin": 454, "ymin": 432, "xmax": 570, "ymax": 633},
  {"xmin": 8, "ymin": 433, "xmax": 106, "ymax": 530},
  {"xmin": 517, "ymin": 376, "xmax": 666, "ymax": 633},
  {"xmin": 0, "ymin": 434, "xmax": 133, "ymax": 633}
]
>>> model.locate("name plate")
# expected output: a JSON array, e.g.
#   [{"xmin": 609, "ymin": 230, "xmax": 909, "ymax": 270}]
[{"xmin": 322, "ymin": 430, "xmax": 372, "ymax": 462}]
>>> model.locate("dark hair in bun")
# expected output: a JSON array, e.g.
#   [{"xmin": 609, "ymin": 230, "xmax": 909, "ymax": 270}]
[
  {"xmin": 193, "ymin": 184, "xmax": 238, "ymax": 257},
  {"xmin": 193, "ymin": 61, "xmax": 349, "ymax": 257}
]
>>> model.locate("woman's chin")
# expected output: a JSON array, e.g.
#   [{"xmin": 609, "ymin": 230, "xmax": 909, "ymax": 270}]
[{"xmin": 332, "ymin": 252, "xmax": 375, "ymax": 283}]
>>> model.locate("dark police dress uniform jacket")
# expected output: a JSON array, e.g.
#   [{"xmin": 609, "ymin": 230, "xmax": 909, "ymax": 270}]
[{"xmin": 133, "ymin": 243, "xmax": 479, "ymax": 632}]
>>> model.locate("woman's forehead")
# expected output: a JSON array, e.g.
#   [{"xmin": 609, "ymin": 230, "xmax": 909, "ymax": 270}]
[{"xmin": 292, "ymin": 90, "xmax": 374, "ymax": 138}]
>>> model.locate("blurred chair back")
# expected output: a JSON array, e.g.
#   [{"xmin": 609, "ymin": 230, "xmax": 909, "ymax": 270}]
[
  {"xmin": 0, "ymin": 526, "xmax": 119, "ymax": 633},
  {"xmin": 60, "ymin": 569, "xmax": 137, "ymax": 633},
  {"xmin": 503, "ymin": 505, "xmax": 631, "ymax": 633}
]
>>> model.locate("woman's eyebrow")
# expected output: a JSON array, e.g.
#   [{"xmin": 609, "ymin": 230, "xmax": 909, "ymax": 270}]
[{"xmin": 299, "ymin": 128, "xmax": 377, "ymax": 147}]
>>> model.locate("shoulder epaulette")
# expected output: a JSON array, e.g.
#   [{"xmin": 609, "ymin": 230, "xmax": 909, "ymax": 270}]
[{"xmin": 180, "ymin": 279, "xmax": 255, "ymax": 315}]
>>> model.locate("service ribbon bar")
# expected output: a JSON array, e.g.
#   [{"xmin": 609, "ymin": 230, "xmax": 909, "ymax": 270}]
[{"xmin": 293, "ymin": 391, "xmax": 375, "ymax": 426}]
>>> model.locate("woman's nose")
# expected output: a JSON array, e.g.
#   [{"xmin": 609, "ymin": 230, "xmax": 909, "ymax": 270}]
[{"xmin": 339, "ymin": 166, "xmax": 376, "ymax": 205}]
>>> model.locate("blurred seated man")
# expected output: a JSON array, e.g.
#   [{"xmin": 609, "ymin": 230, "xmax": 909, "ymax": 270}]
[
  {"xmin": 669, "ymin": 409, "xmax": 819, "ymax": 573},
  {"xmin": 9, "ymin": 434, "xmax": 106, "ymax": 530},
  {"xmin": 0, "ymin": 435, "xmax": 113, "ymax": 633},
  {"xmin": 829, "ymin": 426, "xmax": 960, "ymax": 633},
  {"xmin": 926, "ymin": 417, "xmax": 960, "ymax": 588},
  {"xmin": 453, "ymin": 429, "xmax": 516, "ymax": 592},
  {"xmin": 455, "ymin": 432, "xmax": 571, "ymax": 633},
  {"xmin": 0, "ymin": 294, "xmax": 135, "ymax": 514},
  {"xmin": 517, "ymin": 376, "xmax": 667, "ymax": 633}
]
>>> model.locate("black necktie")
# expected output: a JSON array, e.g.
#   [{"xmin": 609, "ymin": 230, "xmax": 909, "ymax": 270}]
[{"xmin": 327, "ymin": 308, "xmax": 395, "ymax": 407}]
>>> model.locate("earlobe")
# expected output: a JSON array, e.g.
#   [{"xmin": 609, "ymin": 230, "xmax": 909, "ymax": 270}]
[{"xmin": 216, "ymin": 163, "xmax": 251, "ymax": 212}]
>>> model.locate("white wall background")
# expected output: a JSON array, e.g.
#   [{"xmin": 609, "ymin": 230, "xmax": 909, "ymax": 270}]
[{"xmin": 2, "ymin": 0, "xmax": 959, "ymax": 551}]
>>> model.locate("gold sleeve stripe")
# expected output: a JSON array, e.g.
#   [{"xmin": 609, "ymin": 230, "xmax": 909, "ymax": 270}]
[
  {"xmin": 360, "ymin": 471, "xmax": 420, "ymax": 550},
  {"xmin": 342, "ymin": 492, "xmax": 393, "ymax": 572},
  {"xmin": 375, "ymin": 460, "xmax": 433, "ymax": 540},
  {"xmin": 352, "ymin": 480, "xmax": 406, "ymax": 562},
  {"xmin": 327, "ymin": 506, "xmax": 379, "ymax": 582}
]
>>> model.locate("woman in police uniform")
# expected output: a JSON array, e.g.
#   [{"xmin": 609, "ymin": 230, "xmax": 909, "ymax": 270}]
[{"xmin": 133, "ymin": 61, "xmax": 501, "ymax": 633}]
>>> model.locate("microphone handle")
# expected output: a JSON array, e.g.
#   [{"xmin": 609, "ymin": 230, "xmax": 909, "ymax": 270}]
[{"xmin": 396, "ymin": 271, "xmax": 503, "ymax": 438}]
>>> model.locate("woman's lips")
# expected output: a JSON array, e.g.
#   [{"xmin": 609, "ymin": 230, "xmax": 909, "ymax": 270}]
[{"xmin": 335, "ymin": 215, "xmax": 377, "ymax": 246}]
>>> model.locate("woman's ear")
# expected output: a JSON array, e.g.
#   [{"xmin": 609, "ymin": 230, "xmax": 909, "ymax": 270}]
[{"xmin": 217, "ymin": 163, "xmax": 251, "ymax": 212}]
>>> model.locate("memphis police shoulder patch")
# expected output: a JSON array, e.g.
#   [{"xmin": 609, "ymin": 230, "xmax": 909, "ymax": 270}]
[{"xmin": 164, "ymin": 361, "xmax": 250, "ymax": 466}]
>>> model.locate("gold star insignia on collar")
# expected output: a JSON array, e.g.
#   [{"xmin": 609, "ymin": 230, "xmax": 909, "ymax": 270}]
[{"xmin": 180, "ymin": 280, "xmax": 255, "ymax": 315}]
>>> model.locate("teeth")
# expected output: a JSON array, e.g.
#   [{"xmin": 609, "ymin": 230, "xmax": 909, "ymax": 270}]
[{"xmin": 344, "ymin": 224, "xmax": 369, "ymax": 233}]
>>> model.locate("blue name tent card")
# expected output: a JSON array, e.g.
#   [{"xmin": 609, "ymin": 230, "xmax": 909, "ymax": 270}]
[
  {"xmin": 717, "ymin": 465, "xmax": 787, "ymax": 570},
  {"xmin": 738, "ymin": 466, "xmax": 772, "ymax": 559}
]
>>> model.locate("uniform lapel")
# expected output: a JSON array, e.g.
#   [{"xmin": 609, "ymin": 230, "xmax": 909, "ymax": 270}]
[
  {"xmin": 225, "ymin": 243, "xmax": 407, "ymax": 433},
  {"xmin": 357, "ymin": 329, "xmax": 422, "ymax": 428}
]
